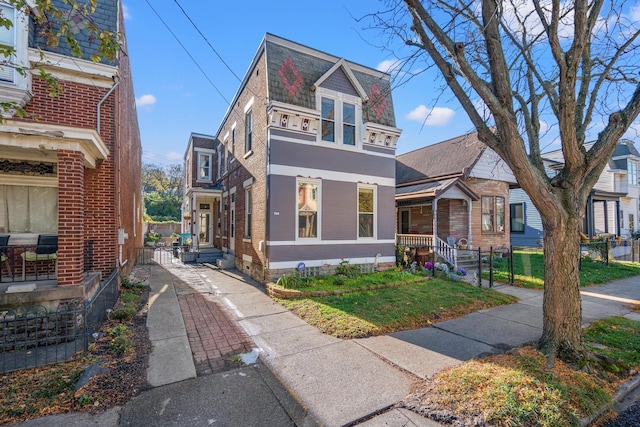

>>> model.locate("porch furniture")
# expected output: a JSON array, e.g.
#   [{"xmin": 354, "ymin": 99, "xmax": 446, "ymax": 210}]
[
  {"xmin": 21, "ymin": 234, "xmax": 58, "ymax": 280},
  {"xmin": 0, "ymin": 235, "xmax": 11, "ymax": 277}
]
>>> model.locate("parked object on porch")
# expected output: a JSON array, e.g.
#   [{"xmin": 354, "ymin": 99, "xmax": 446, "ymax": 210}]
[
  {"xmin": 21, "ymin": 235, "xmax": 58, "ymax": 280},
  {"xmin": 457, "ymin": 238, "xmax": 469, "ymax": 250},
  {"xmin": 0, "ymin": 235, "xmax": 11, "ymax": 277}
]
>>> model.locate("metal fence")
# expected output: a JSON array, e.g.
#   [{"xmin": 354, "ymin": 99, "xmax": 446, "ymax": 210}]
[
  {"xmin": 136, "ymin": 247, "xmax": 175, "ymax": 265},
  {"xmin": 0, "ymin": 267, "xmax": 120, "ymax": 373}
]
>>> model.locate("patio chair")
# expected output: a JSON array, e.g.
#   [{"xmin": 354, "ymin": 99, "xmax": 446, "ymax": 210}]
[
  {"xmin": 0, "ymin": 235, "xmax": 11, "ymax": 277},
  {"xmin": 21, "ymin": 234, "xmax": 58, "ymax": 280}
]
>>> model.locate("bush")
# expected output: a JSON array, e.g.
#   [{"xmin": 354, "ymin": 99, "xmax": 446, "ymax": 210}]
[
  {"xmin": 110, "ymin": 306, "xmax": 136, "ymax": 321},
  {"xmin": 121, "ymin": 275, "xmax": 143, "ymax": 290}
]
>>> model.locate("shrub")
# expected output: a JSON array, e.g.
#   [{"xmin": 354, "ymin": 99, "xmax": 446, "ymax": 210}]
[
  {"xmin": 121, "ymin": 275, "xmax": 143, "ymax": 290},
  {"xmin": 336, "ymin": 260, "xmax": 359, "ymax": 277},
  {"xmin": 110, "ymin": 306, "xmax": 136, "ymax": 321}
]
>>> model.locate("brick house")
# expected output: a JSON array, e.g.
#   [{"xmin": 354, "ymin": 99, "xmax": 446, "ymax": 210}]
[
  {"xmin": 396, "ymin": 131, "xmax": 517, "ymax": 263},
  {"xmin": 0, "ymin": 0, "xmax": 142, "ymax": 308},
  {"xmin": 182, "ymin": 34, "xmax": 401, "ymax": 282}
]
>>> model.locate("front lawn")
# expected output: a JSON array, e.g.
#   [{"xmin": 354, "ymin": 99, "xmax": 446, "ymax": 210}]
[
  {"xmin": 276, "ymin": 275, "xmax": 517, "ymax": 338},
  {"xmin": 488, "ymin": 251, "xmax": 640, "ymax": 289}
]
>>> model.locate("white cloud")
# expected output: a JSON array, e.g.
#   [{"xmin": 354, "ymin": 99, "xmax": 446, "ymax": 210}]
[
  {"xmin": 376, "ymin": 59, "xmax": 402, "ymax": 74},
  {"xmin": 406, "ymin": 105, "xmax": 455, "ymax": 126},
  {"xmin": 166, "ymin": 152, "xmax": 183, "ymax": 161},
  {"xmin": 122, "ymin": 4, "xmax": 131, "ymax": 20},
  {"xmin": 136, "ymin": 94, "xmax": 156, "ymax": 107}
]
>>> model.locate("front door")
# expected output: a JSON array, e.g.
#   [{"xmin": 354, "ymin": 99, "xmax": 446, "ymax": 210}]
[
  {"xmin": 198, "ymin": 202, "xmax": 212, "ymax": 247},
  {"xmin": 229, "ymin": 192, "xmax": 236, "ymax": 253},
  {"xmin": 399, "ymin": 209, "xmax": 410, "ymax": 234}
]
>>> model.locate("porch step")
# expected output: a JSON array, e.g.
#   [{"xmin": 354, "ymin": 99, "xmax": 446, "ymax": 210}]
[
  {"xmin": 216, "ymin": 254, "xmax": 235, "ymax": 270},
  {"xmin": 196, "ymin": 248, "xmax": 223, "ymax": 264}
]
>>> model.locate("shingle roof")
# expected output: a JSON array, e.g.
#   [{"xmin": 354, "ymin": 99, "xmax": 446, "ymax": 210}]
[
  {"xmin": 31, "ymin": 0, "xmax": 118, "ymax": 65},
  {"xmin": 265, "ymin": 36, "xmax": 396, "ymax": 128},
  {"xmin": 396, "ymin": 131, "xmax": 486, "ymax": 185}
]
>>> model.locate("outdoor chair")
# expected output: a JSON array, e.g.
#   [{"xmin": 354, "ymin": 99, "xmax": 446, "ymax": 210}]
[
  {"xmin": 0, "ymin": 235, "xmax": 11, "ymax": 277},
  {"xmin": 21, "ymin": 234, "xmax": 58, "ymax": 280}
]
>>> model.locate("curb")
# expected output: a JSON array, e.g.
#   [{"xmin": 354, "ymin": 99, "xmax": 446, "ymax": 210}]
[{"xmin": 580, "ymin": 373, "xmax": 640, "ymax": 426}]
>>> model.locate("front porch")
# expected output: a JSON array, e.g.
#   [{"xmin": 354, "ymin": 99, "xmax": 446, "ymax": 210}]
[{"xmin": 396, "ymin": 233, "xmax": 461, "ymax": 267}]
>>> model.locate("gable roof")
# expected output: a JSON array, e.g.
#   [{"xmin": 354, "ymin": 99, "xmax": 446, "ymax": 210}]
[
  {"xmin": 396, "ymin": 131, "xmax": 487, "ymax": 185},
  {"xmin": 543, "ymin": 138, "xmax": 640, "ymax": 172}
]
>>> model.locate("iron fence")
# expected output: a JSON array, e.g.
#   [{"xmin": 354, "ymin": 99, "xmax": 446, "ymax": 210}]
[{"xmin": 0, "ymin": 267, "xmax": 120, "ymax": 373}]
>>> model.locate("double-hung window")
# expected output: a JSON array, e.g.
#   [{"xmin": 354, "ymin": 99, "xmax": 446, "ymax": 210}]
[
  {"xmin": 245, "ymin": 110, "xmax": 252, "ymax": 153},
  {"xmin": 482, "ymin": 196, "xmax": 505, "ymax": 233},
  {"xmin": 198, "ymin": 153, "xmax": 211, "ymax": 181},
  {"xmin": 0, "ymin": 3, "xmax": 16, "ymax": 83},
  {"xmin": 297, "ymin": 180, "xmax": 320, "ymax": 239},
  {"xmin": 358, "ymin": 186, "xmax": 375, "ymax": 238},
  {"xmin": 319, "ymin": 89, "xmax": 359, "ymax": 146},
  {"xmin": 628, "ymin": 161, "xmax": 638, "ymax": 186},
  {"xmin": 510, "ymin": 203, "xmax": 524, "ymax": 233},
  {"xmin": 245, "ymin": 187, "xmax": 252, "ymax": 239}
]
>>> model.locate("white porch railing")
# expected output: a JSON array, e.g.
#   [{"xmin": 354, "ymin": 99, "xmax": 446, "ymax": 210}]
[{"xmin": 396, "ymin": 234, "xmax": 457, "ymax": 268}]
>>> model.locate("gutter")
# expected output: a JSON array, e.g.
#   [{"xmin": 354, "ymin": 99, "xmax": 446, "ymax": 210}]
[{"xmin": 97, "ymin": 76, "xmax": 121, "ymax": 134}]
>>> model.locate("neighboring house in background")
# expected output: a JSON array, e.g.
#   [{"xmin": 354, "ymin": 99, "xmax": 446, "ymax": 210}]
[
  {"xmin": 395, "ymin": 131, "xmax": 517, "ymax": 264},
  {"xmin": 0, "ymin": 0, "xmax": 142, "ymax": 309},
  {"xmin": 510, "ymin": 139, "xmax": 640, "ymax": 247},
  {"xmin": 182, "ymin": 33, "xmax": 401, "ymax": 283}
]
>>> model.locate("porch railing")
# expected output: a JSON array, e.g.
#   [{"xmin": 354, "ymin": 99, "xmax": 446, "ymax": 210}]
[{"xmin": 396, "ymin": 234, "xmax": 457, "ymax": 268}]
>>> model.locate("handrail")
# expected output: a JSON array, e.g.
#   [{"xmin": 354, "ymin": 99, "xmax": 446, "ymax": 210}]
[{"xmin": 396, "ymin": 234, "xmax": 458, "ymax": 268}]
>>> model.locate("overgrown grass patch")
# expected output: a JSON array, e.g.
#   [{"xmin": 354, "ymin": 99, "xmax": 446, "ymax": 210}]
[
  {"xmin": 277, "ymin": 278, "xmax": 517, "ymax": 338},
  {"xmin": 406, "ymin": 318, "xmax": 640, "ymax": 426},
  {"xmin": 488, "ymin": 251, "xmax": 640, "ymax": 289}
]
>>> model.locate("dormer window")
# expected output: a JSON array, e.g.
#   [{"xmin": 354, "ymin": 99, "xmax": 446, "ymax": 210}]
[{"xmin": 319, "ymin": 91, "xmax": 360, "ymax": 146}]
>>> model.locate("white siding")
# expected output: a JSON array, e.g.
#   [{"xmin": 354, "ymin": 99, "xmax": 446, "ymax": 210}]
[{"xmin": 469, "ymin": 149, "xmax": 517, "ymax": 183}]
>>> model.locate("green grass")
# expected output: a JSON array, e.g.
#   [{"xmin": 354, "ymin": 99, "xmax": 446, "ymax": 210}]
[
  {"xmin": 583, "ymin": 316, "xmax": 640, "ymax": 366},
  {"xmin": 424, "ymin": 315, "xmax": 640, "ymax": 427},
  {"xmin": 276, "ymin": 269, "xmax": 426, "ymax": 293},
  {"xmin": 277, "ymin": 278, "xmax": 517, "ymax": 338},
  {"xmin": 487, "ymin": 251, "xmax": 640, "ymax": 289}
]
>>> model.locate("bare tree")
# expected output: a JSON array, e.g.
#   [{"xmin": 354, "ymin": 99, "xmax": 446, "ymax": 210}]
[{"xmin": 371, "ymin": 0, "xmax": 640, "ymax": 364}]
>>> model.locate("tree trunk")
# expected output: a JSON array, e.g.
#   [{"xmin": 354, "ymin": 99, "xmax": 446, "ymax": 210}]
[{"xmin": 538, "ymin": 214, "xmax": 585, "ymax": 364}]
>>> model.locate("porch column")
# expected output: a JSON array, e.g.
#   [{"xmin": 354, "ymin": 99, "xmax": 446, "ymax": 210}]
[
  {"xmin": 57, "ymin": 150, "xmax": 85, "ymax": 286},
  {"xmin": 467, "ymin": 199, "xmax": 473, "ymax": 247},
  {"xmin": 433, "ymin": 198, "xmax": 438, "ymax": 242}
]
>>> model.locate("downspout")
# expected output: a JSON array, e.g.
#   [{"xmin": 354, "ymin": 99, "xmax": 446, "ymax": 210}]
[
  {"xmin": 97, "ymin": 76, "xmax": 121, "ymax": 134},
  {"xmin": 97, "ymin": 76, "xmax": 127, "ymax": 267}
]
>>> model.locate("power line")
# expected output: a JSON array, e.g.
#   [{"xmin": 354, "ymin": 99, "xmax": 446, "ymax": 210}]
[
  {"xmin": 172, "ymin": 0, "xmax": 243, "ymax": 84},
  {"xmin": 142, "ymin": 0, "xmax": 230, "ymax": 105}
]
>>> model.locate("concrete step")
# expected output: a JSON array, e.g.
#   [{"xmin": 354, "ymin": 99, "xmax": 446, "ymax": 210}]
[{"xmin": 216, "ymin": 254, "xmax": 235, "ymax": 269}]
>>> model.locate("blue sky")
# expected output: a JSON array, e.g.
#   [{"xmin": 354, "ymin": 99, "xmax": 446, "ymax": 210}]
[{"xmin": 122, "ymin": 1, "xmax": 640, "ymax": 167}]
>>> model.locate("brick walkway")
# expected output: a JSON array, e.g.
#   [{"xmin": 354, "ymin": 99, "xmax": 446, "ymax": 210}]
[{"xmin": 178, "ymin": 293, "xmax": 253, "ymax": 376}]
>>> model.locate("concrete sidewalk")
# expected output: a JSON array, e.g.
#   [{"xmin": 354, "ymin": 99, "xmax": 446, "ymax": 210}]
[
  {"xmin": 16, "ymin": 260, "xmax": 639, "ymax": 427},
  {"xmin": 176, "ymin": 263, "xmax": 640, "ymax": 426}
]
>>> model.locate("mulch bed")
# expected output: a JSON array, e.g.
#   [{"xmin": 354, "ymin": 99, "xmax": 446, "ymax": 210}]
[{"xmin": 0, "ymin": 284, "xmax": 152, "ymax": 424}]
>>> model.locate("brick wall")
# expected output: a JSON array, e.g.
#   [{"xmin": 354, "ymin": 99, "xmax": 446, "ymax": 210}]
[
  {"xmin": 57, "ymin": 150, "xmax": 85, "ymax": 286},
  {"xmin": 466, "ymin": 178, "xmax": 511, "ymax": 249},
  {"xmin": 217, "ymin": 51, "xmax": 268, "ymax": 281}
]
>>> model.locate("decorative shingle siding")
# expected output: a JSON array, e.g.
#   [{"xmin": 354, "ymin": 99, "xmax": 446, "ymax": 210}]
[{"xmin": 30, "ymin": 0, "xmax": 118, "ymax": 65}]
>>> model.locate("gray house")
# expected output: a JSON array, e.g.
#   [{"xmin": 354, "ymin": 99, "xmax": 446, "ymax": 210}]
[
  {"xmin": 182, "ymin": 34, "xmax": 401, "ymax": 282},
  {"xmin": 510, "ymin": 139, "xmax": 640, "ymax": 247}
]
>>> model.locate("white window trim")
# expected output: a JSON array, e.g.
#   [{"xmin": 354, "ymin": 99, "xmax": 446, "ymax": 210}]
[
  {"xmin": 296, "ymin": 178, "xmax": 321, "ymax": 241},
  {"xmin": 244, "ymin": 186, "xmax": 252, "ymax": 241},
  {"xmin": 0, "ymin": 3, "xmax": 31, "ymax": 112},
  {"xmin": 316, "ymin": 87, "xmax": 362, "ymax": 149},
  {"xmin": 628, "ymin": 160, "xmax": 638, "ymax": 186},
  {"xmin": 357, "ymin": 184, "xmax": 376, "ymax": 239},
  {"xmin": 197, "ymin": 152, "xmax": 212, "ymax": 182}
]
